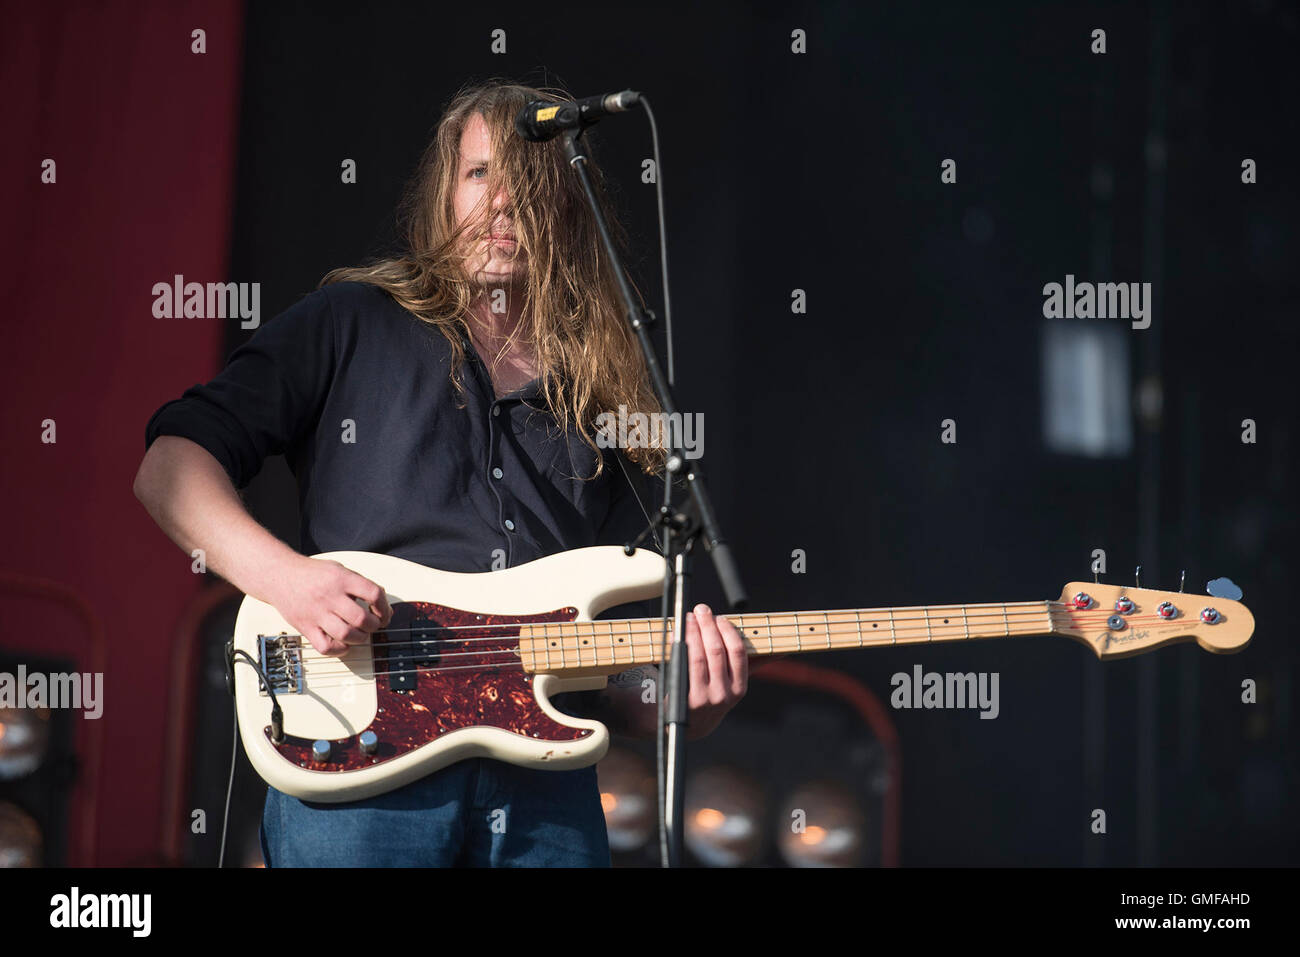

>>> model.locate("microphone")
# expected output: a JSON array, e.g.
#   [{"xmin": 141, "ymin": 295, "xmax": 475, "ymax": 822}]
[{"xmin": 514, "ymin": 90, "xmax": 641, "ymax": 142}]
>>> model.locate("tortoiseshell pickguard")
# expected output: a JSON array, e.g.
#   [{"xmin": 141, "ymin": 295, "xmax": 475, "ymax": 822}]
[{"xmin": 265, "ymin": 601, "xmax": 589, "ymax": 773}]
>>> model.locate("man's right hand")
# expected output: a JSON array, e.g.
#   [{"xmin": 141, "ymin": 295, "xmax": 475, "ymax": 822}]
[{"xmin": 270, "ymin": 555, "xmax": 393, "ymax": 657}]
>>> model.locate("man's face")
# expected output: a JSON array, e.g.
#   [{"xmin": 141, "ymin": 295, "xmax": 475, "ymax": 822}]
[{"xmin": 452, "ymin": 112, "xmax": 524, "ymax": 286}]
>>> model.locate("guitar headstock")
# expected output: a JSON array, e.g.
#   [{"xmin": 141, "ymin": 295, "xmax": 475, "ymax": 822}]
[{"xmin": 1051, "ymin": 579, "xmax": 1254, "ymax": 660}]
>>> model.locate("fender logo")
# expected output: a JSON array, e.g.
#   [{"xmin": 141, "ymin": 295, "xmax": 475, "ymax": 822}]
[{"xmin": 1103, "ymin": 629, "xmax": 1150, "ymax": 648}]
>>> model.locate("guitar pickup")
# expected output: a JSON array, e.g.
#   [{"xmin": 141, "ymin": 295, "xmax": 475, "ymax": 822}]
[
  {"xmin": 384, "ymin": 618, "xmax": 442, "ymax": 692},
  {"xmin": 257, "ymin": 634, "xmax": 304, "ymax": 695}
]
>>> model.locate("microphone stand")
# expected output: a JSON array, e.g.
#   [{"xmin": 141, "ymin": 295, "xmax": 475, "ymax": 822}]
[{"xmin": 559, "ymin": 127, "xmax": 748, "ymax": 868}]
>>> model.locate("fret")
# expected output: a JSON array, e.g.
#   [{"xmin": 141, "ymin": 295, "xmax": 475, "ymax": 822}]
[
  {"xmin": 856, "ymin": 609, "xmax": 864, "ymax": 648},
  {"xmin": 964, "ymin": 605, "xmax": 971, "ymax": 641},
  {"xmin": 578, "ymin": 619, "xmax": 592, "ymax": 667},
  {"xmin": 795, "ymin": 612, "xmax": 803, "ymax": 653},
  {"xmin": 824, "ymin": 609, "xmax": 833, "ymax": 650},
  {"xmin": 739, "ymin": 615, "xmax": 758, "ymax": 656},
  {"xmin": 626, "ymin": 618, "xmax": 635, "ymax": 666},
  {"xmin": 887, "ymin": 605, "xmax": 896, "ymax": 645},
  {"xmin": 933, "ymin": 606, "xmax": 960, "ymax": 643},
  {"xmin": 1001, "ymin": 603, "xmax": 1010, "ymax": 639},
  {"xmin": 924, "ymin": 605, "xmax": 934, "ymax": 644},
  {"xmin": 544, "ymin": 621, "xmax": 558, "ymax": 669},
  {"xmin": 645, "ymin": 617, "xmax": 666, "ymax": 664},
  {"xmin": 767, "ymin": 615, "xmax": 775, "ymax": 656}
]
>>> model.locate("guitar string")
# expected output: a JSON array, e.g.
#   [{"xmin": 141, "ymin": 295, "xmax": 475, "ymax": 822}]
[
  {"xmin": 296, "ymin": 597, "xmax": 1186, "ymax": 641},
  {"xmin": 291, "ymin": 612, "xmax": 1176, "ymax": 688},
  {"xmin": 258, "ymin": 600, "xmax": 1078, "ymax": 652},
  {"xmin": 290, "ymin": 604, "xmax": 1065, "ymax": 660},
  {"xmin": 275, "ymin": 602, "xmax": 1170, "ymax": 658},
  {"xmin": 288, "ymin": 620, "xmax": 1182, "ymax": 690},
  {"xmin": 271, "ymin": 600, "xmax": 1062, "ymax": 639},
  {"xmin": 295, "ymin": 620, "xmax": 1066, "ymax": 685},
  {"xmin": 291, "ymin": 608, "xmax": 1172, "ymax": 672}
]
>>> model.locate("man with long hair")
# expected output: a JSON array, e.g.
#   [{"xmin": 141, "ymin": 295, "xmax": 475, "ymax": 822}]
[{"xmin": 133, "ymin": 79, "xmax": 747, "ymax": 866}]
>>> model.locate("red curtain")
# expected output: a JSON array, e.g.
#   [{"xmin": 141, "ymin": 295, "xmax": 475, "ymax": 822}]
[{"xmin": 0, "ymin": 1, "xmax": 244, "ymax": 864}]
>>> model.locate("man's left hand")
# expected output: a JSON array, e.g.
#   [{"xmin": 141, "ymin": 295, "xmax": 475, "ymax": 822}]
[{"xmin": 684, "ymin": 603, "xmax": 749, "ymax": 739}]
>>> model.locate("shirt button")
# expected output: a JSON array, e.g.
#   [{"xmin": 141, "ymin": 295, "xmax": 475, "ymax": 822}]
[
  {"xmin": 492, "ymin": 467, "xmax": 503, "ymax": 480},
  {"xmin": 504, "ymin": 519, "xmax": 515, "ymax": 531},
  {"xmin": 492, "ymin": 406, "xmax": 501, "ymax": 417}
]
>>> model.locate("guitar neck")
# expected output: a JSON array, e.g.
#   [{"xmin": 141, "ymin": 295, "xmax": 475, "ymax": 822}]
[{"xmin": 516, "ymin": 600, "xmax": 1057, "ymax": 676}]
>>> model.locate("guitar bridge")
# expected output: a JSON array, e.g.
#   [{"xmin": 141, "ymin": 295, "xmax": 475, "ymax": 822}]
[{"xmin": 257, "ymin": 634, "xmax": 304, "ymax": 695}]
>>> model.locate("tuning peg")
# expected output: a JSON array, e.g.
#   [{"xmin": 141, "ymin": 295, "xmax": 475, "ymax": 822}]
[
  {"xmin": 1206, "ymin": 577, "xmax": 1243, "ymax": 601},
  {"xmin": 1135, "ymin": 565, "xmax": 1142, "ymax": 588},
  {"xmin": 1179, "ymin": 569, "xmax": 1186, "ymax": 593}
]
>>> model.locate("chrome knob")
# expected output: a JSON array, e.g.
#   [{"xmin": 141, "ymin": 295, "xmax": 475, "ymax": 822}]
[
  {"xmin": 1200, "ymin": 607, "xmax": 1221, "ymax": 624},
  {"xmin": 1114, "ymin": 596, "xmax": 1135, "ymax": 614},
  {"xmin": 311, "ymin": 740, "xmax": 331, "ymax": 764},
  {"xmin": 1156, "ymin": 601, "xmax": 1178, "ymax": 620},
  {"xmin": 1071, "ymin": 592, "xmax": 1093, "ymax": 610},
  {"xmin": 359, "ymin": 730, "xmax": 379, "ymax": 755}
]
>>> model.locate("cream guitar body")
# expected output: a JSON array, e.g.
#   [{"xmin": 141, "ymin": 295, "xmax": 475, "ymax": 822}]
[{"xmin": 231, "ymin": 546, "xmax": 667, "ymax": 803}]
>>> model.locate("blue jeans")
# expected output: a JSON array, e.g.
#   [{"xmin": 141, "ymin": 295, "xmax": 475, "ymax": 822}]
[{"xmin": 259, "ymin": 759, "xmax": 610, "ymax": 867}]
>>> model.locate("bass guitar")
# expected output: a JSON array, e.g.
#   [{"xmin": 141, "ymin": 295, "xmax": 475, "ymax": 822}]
[{"xmin": 229, "ymin": 546, "xmax": 1254, "ymax": 802}]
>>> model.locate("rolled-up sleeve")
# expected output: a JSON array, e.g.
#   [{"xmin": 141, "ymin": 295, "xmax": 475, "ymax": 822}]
[{"xmin": 144, "ymin": 288, "xmax": 337, "ymax": 489}]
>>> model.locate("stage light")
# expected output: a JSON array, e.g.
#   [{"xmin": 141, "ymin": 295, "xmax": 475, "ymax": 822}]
[
  {"xmin": 684, "ymin": 765, "xmax": 764, "ymax": 867},
  {"xmin": 0, "ymin": 654, "xmax": 78, "ymax": 865},
  {"xmin": 593, "ymin": 664, "xmax": 897, "ymax": 866},
  {"xmin": 777, "ymin": 780, "xmax": 866, "ymax": 867},
  {"xmin": 596, "ymin": 746, "xmax": 656, "ymax": 852},
  {"xmin": 0, "ymin": 707, "xmax": 51, "ymax": 781},
  {"xmin": 0, "ymin": 801, "xmax": 42, "ymax": 867}
]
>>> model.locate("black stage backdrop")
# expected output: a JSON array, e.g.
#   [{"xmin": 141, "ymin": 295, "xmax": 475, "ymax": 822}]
[{"xmin": 224, "ymin": 0, "xmax": 1298, "ymax": 866}]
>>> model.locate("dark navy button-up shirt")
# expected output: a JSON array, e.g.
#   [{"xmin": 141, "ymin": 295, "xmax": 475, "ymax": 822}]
[{"xmin": 144, "ymin": 280, "xmax": 662, "ymax": 577}]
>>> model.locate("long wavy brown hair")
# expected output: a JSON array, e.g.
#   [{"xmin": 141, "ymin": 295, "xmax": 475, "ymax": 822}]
[{"xmin": 321, "ymin": 78, "xmax": 664, "ymax": 477}]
